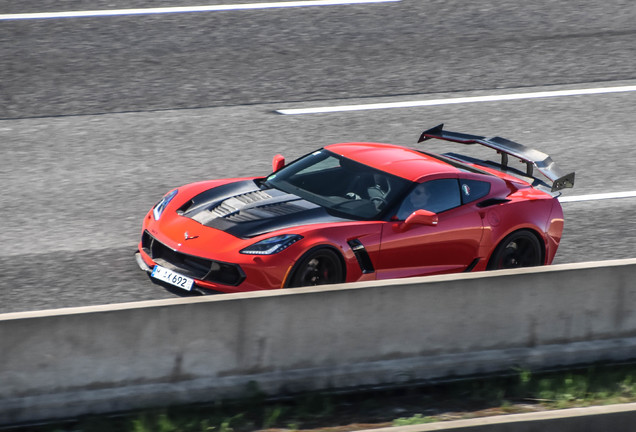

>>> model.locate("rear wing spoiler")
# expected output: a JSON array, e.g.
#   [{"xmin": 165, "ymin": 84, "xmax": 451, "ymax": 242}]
[{"xmin": 418, "ymin": 124, "xmax": 575, "ymax": 192}]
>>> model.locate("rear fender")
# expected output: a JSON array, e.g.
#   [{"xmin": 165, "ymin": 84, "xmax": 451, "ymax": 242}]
[
  {"xmin": 480, "ymin": 198, "xmax": 553, "ymax": 264},
  {"xmin": 544, "ymin": 198, "xmax": 565, "ymax": 264}
]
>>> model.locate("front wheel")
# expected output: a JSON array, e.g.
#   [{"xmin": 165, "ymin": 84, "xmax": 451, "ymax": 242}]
[
  {"xmin": 487, "ymin": 230, "xmax": 543, "ymax": 270},
  {"xmin": 287, "ymin": 248, "xmax": 344, "ymax": 288}
]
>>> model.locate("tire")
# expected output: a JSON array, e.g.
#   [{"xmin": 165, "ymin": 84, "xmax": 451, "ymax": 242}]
[
  {"xmin": 487, "ymin": 230, "xmax": 543, "ymax": 270},
  {"xmin": 287, "ymin": 248, "xmax": 345, "ymax": 288}
]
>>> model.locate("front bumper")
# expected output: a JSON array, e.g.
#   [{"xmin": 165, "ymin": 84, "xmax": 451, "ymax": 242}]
[
  {"xmin": 135, "ymin": 251, "xmax": 223, "ymax": 295},
  {"xmin": 135, "ymin": 251, "xmax": 153, "ymax": 272},
  {"xmin": 140, "ymin": 230, "xmax": 246, "ymax": 286},
  {"xmin": 135, "ymin": 231, "xmax": 296, "ymax": 293}
]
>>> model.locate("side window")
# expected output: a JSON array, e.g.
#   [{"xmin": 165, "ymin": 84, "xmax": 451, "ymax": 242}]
[
  {"xmin": 396, "ymin": 179, "xmax": 461, "ymax": 219},
  {"xmin": 460, "ymin": 179, "xmax": 491, "ymax": 204}
]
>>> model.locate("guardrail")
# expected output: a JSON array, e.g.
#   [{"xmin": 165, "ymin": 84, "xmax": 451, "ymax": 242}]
[{"xmin": 2, "ymin": 258, "xmax": 636, "ymax": 425}]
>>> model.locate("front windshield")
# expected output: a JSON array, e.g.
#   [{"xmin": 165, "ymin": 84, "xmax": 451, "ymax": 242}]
[{"xmin": 264, "ymin": 149, "xmax": 411, "ymax": 219}]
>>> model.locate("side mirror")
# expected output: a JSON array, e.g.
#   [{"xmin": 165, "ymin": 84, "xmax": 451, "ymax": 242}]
[
  {"xmin": 404, "ymin": 209, "xmax": 438, "ymax": 227},
  {"xmin": 272, "ymin": 154, "xmax": 285, "ymax": 172}
]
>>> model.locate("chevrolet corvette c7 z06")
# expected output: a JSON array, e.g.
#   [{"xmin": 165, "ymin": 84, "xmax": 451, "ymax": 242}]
[{"xmin": 135, "ymin": 124, "xmax": 574, "ymax": 294}]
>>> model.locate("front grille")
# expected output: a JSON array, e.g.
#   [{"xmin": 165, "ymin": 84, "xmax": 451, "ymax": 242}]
[{"xmin": 141, "ymin": 231, "xmax": 245, "ymax": 286}]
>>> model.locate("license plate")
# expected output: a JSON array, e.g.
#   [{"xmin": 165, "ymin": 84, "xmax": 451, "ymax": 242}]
[{"xmin": 151, "ymin": 265, "xmax": 195, "ymax": 291}]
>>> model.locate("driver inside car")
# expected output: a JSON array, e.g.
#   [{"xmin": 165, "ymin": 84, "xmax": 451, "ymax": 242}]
[{"xmin": 396, "ymin": 183, "xmax": 432, "ymax": 219}]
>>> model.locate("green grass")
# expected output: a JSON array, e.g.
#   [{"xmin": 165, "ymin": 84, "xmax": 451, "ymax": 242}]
[
  {"xmin": 392, "ymin": 413, "xmax": 436, "ymax": 426},
  {"xmin": 7, "ymin": 362, "xmax": 636, "ymax": 432}
]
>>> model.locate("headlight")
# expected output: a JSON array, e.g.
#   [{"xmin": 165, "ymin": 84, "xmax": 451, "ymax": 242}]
[
  {"xmin": 240, "ymin": 234, "xmax": 303, "ymax": 255},
  {"xmin": 153, "ymin": 189, "xmax": 178, "ymax": 221}
]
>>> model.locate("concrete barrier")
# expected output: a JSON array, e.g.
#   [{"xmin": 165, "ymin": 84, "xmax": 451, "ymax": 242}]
[{"xmin": 1, "ymin": 259, "xmax": 636, "ymax": 425}]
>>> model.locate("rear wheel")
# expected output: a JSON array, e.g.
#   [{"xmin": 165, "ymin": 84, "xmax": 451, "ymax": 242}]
[
  {"xmin": 487, "ymin": 230, "xmax": 543, "ymax": 270},
  {"xmin": 287, "ymin": 248, "xmax": 344, "ymax": 288}
]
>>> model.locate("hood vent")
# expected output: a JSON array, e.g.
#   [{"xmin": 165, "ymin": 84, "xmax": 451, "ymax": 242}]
[
  {"xmin": 211, "ymin": 190, "xmax": 272, "ymax": 218},
  {"xmin": 225, "ymin": 202, "xmax": 308, "ymax": 222},
  {"xmin": 183, "ymin": 181, "xmax": 348, "ymax": 238}
]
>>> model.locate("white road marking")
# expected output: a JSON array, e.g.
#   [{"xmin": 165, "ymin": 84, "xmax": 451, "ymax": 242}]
[
  {"xmin": 559, "ymin": 191, "xmax": 636, "ymax": 203},
  {"xmin": 0, "ymin": 0, "xmax": 400, "ymax": 20},
  {"xmin": 275, "ymin": 85, "xmax": 636, "ymax": 115}
]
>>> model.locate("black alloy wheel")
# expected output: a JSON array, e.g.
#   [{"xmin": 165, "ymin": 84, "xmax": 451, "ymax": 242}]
[
  {"xmin": 288, "ymin": 248, "xmax": 344, "ymax": 288},
  {"xmin": 487, "ymin": 230, "xmax": 543, "ymax": 270}
]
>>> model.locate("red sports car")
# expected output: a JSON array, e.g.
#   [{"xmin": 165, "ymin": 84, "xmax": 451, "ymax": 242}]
[{"xmin": 136, "ymin": 124, "xmax": 574, "ymax": 294}]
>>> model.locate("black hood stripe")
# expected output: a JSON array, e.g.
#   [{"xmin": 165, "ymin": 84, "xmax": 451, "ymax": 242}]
[{"xmin": 182, "ymin": 180, "xmax": 351, "ymax": 238}]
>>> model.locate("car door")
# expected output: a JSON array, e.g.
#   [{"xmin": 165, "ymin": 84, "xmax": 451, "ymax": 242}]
[{"xmin": 376, "ymin": 178, "xmax": 486, "ymax": 279}]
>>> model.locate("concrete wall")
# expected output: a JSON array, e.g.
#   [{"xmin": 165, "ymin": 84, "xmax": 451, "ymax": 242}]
[{"xmin": 2, "ymin": 259, "xmax": 636, "ymax": 425}]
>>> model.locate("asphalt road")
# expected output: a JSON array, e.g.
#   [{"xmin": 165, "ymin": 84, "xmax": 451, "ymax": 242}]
[{"xmin": 1, "ymin": 0, "xmax": 635, "ymax": 313}]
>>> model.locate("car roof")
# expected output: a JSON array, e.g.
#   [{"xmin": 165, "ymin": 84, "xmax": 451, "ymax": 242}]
[{"xmin": 325, "ymin": 142, "xmax": 461, "ymax": 182}]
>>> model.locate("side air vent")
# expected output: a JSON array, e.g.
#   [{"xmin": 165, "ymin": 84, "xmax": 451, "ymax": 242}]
[
  {"xmin": 347, "ymin": 239, "xmax": 375, "ymax": 274},
  {"xmin": 477, "ymin": 198, "xmax": 511, "ymax": 208},
  {"xmin": 464, "ymin": 258, "xmax": 480, "ymax": 272}
]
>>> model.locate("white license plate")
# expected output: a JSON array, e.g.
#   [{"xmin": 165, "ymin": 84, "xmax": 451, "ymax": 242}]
[{"xmin": 151, "ymin": 265, "xmax": 195, "ymax": 291}]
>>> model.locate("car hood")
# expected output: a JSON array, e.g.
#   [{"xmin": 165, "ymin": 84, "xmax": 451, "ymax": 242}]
[{"xmin": 178, "ymin": 179, "xmax": 351, "ymax": 238}]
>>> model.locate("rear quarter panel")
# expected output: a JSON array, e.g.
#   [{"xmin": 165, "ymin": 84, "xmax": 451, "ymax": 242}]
[{"xmin": 480, "ymin": 189, "xmax": 563, "ymax": 266}]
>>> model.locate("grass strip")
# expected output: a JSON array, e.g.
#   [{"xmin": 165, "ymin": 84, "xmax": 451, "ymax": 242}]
[{"xmin": 6, "ymin": 362, "xmax": 636, "ymax": 432}]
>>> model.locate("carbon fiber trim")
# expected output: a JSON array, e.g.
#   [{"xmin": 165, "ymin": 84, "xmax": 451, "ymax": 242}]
[
  {"xmin": 418, "ymin": 124, "xmax": 575, "ymax": 192},
  {"xmin": 347, "ymin": 239, "xmax": 375, "ymax": 274}
]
